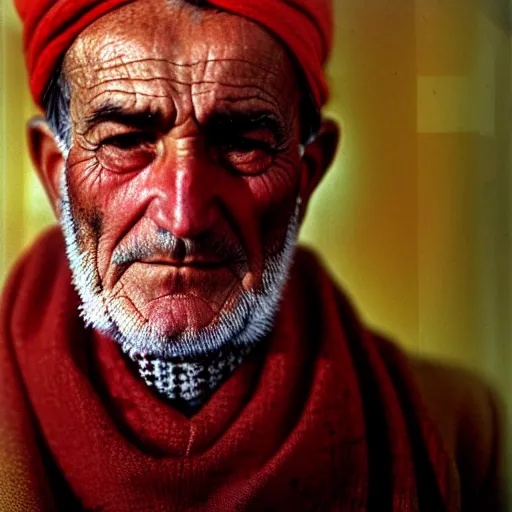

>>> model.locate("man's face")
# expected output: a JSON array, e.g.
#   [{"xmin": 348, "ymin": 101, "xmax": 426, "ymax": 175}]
[{"xmin": 59, "ymin": 0, "xmax": 307, "ymax": 358}]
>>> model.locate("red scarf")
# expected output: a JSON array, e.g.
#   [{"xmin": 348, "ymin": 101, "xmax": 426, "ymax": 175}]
[
  {"xmin": 0, "ymin": 227, "xmax": 459, "ymax": 511},
  {"xmin": 15, "ymin": 0, "xmax": 330, "ymax": 109}
]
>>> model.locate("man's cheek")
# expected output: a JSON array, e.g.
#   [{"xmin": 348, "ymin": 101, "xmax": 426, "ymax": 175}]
[
  {"xmin": 67, "ymin": 146, "xmax": 105, "ymax": 190},
  {"xmin": 246, "ymin": 159, "xmax": 299, "ymax": 210},
  {"xmin": 65, "ymin": 160, "xmax": 135, "ymax": 274},
  {"xmin": 93, "ymin": 190, "xmax": 147, "ymax": 279},
  {"xmin": 68, "ymin": 154, "xmax": 143, "ymax": 224},
  {"xmin": 68, "ymin": 144, "xmax": 138, "ymax": 197},
  {"xmin": 246, "ymin": 164, "xmax": 300, "ymax": 228}
]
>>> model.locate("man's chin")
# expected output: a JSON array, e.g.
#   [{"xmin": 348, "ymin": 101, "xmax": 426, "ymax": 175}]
[
  {"xmin": 141, "ymin": 293, "xmax": 230, "ymax": 338},
  {"xmin": 100, "ymin": 289, "xmax": 251, "ymax": 360}
]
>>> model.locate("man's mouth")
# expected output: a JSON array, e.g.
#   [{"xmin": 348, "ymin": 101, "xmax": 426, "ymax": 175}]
[{"xmin": 139, "ymin": 256, "xmax": 228, "ymax": 269}]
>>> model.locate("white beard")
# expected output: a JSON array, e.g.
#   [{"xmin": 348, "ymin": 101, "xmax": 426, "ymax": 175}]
[{"xmin": 60, "ymin": 169, "xmax": 300, "ymax": 361}]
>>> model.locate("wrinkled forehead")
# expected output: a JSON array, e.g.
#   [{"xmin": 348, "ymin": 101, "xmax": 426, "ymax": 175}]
[{"xmin": 62, "ymin": 0, "xmax": 300, "ymax": 122}]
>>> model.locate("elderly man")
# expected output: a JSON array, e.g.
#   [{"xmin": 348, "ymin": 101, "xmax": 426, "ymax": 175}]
[{"xmin": 0, "ymin": 0, "xmax": 505, "ymax": 510}]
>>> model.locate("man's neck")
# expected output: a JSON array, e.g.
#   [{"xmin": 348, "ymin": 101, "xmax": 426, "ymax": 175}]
[{"xmin": 131, "ymin": 343, "xmax": 256, "ymax": 416}]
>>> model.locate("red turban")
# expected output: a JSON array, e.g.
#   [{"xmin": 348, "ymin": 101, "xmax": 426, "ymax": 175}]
[{"xmin": 15, "ymin": 0, "xmax": 332, "ymax": 110}]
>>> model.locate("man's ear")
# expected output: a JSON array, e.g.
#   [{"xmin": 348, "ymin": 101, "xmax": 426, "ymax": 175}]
[
  {"xmin": 27, "ymin": 116, "xmax": 66, "ymax": 218},
  {"xmin": 299, "ymin": 118, "xmax": 340, "ymax": 206}
]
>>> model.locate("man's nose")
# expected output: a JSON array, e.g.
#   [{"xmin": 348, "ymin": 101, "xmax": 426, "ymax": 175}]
[{"xmin": 146, "ymin": 137, "xmax": 219, "ymax": 239}]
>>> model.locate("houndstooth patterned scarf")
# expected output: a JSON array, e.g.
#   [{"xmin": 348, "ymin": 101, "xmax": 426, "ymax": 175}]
[{"xmin": 132, "ymin": 343, "xmax": 255, "ymax": 408}]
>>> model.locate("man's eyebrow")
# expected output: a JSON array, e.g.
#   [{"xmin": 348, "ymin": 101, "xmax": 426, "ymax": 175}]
[
  {"xmin": 82, "ymin": 104, "xmax": 287, "ymax": 141},
  {"xmin": 82, "ymin": 102, "xmax": 163, "ymax": 132},
  {"xmin": 207, "ymin": 111, "xmax": 287, "ymax": 142}
]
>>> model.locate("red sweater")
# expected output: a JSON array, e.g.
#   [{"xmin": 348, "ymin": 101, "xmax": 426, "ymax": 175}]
[{"xmin": 1, "ymin": 227, "xmax": 497, "ymax": 511}]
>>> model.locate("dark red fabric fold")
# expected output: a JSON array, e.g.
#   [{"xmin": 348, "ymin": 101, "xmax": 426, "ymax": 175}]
[
  {"xmin": 15, "ymin": 0, "xmax": 135, "ymax": 108},
  {"xmin": 0, "ymin": 227, "xmax": 460, "ymax": 511},
  {"xmin": 14, "ymin": 0, "xmax": 331, "ymax": 109}
]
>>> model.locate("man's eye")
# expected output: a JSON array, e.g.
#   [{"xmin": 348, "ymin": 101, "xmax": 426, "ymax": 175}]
[
  {"xmin": 101, "ymin": 132, "xmax": 157, "ymax": 150},
  {"xmin": 220, "ymin": 137, "xmax": 277, "ymax": 176},
  {"xmin": 97, "ymin": 132, "xmax": 157, "ymax": 173}
]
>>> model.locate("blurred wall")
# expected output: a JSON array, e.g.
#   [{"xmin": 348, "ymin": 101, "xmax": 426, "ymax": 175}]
[
  {"xmin": 1, "ymin": 0, "xmax": 511, "ymax": 473},
  {"xmin": 301, "ymin": 0, "xmax": 512, "ymax": 387},
  {"xmin": 1, "ymin": 0, "xmax": 54, "ymax": 283}
]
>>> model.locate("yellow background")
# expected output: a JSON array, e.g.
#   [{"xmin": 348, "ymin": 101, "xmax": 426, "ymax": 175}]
[{"xmin": 1, "ymin": 0, "xmax": 511, "ymax": 478}]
